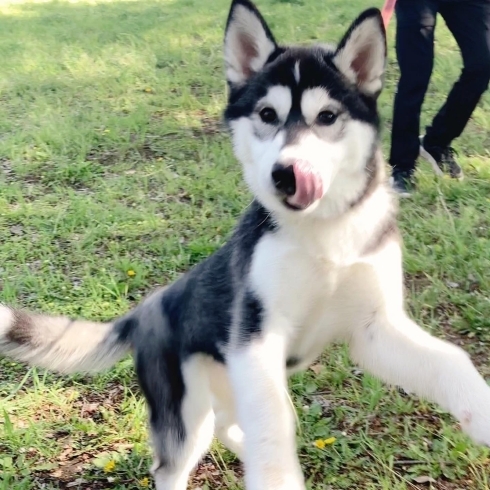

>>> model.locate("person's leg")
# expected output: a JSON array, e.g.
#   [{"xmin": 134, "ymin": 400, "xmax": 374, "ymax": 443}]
[
  {"xmin": 425, "ymin": 0, "xmax": 490, "ymax": 151},
  {"xmin": 389, "ymin": 0, "xmax": 438, "ymax": 192}
]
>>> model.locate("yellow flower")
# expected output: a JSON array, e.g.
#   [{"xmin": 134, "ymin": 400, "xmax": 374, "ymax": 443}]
[
  {"xmin": 127, "ymin": 269, "xmax": 136, "ymax": 277},
  {"xmin": 314, "ymin": 439, "xmax": 326, "ymax": 449},
  {"xmin": 139, "ymin": 477, "xmax": 149, "ymax": 487},
  {"xmin": 103, "ymin": 460, "xmax": 116, "ymax": 473},
  {"xmin": 144, "ymin": 87, "xmax": 153, "ymax": 93},
  {"xmin": 314, "ymin": 437, "xmax": 336, "ymax": 449}
]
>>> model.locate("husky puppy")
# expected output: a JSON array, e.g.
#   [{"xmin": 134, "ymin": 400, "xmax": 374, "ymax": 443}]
[{"xmin": 1, "ymin": 1, "xmax": 490, "ymax": 489}]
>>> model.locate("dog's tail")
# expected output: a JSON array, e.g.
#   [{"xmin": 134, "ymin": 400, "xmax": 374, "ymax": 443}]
[{"xmin": 0, "ymin": 304, "xmax": 135, "ymax": 374}]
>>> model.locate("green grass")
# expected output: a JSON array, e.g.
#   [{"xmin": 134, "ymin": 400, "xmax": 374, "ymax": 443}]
[{"xmin": 1, "ymin": 0, "xmax": 490, "ymax": 488}]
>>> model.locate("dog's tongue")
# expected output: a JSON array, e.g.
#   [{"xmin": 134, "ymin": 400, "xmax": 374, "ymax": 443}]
[{"xmin": 286, "ymin": 160, "xmax": 323, "ymax": 209}]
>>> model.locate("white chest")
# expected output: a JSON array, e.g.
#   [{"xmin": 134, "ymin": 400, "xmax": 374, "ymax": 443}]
[{"xmin": 248, "ymin": 231, "xmax": 380, "ymax": 368}]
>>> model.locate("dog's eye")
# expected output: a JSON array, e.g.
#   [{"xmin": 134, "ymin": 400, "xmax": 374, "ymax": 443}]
[
  {"xmin": 259, "ymin": 107, "xmax": 278, "ymax": 124},
  {"xmin": 317, "ymin": 110, "xmax": 338, "ymax": 126}
]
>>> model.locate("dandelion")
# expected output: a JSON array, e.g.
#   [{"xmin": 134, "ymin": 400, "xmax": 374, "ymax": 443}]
[
  {"xmin": 103, "ymin": 460, "xmax": 116, "ymax": 473},
  {"xmin": 314, "ymin": 437, "xmax": 336, "ymax": 449},
  {"xmin": 127, "ymin": 269, "xmax": 136, "ymax": 277},
  {"xmin": 314, "ymin": 439, "xmax": 326, "ymax": 449},
  {"xmin": 139, "ymin": 477, "xmax": 150, "ymax": 487}
]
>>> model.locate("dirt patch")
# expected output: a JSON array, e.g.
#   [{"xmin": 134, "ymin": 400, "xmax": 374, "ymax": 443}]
[
  {"xmin": 404, "ymin": 272, "xmax": 432, "ymax": 294},
  {"xmin": 86, "ymin": 137, "xmax": 165, "ymax": 168},
  {"xmin": 195, "ymin": 115, "xmax": 224, "ymax": 137},
  {"xmin": 191, "ymin": 455, "xmax": 243, "ymax": 489},
  {"xmin": 86, "ymin": 147, "xmax": 120, "ymax": 167},
  {"xmin": 0, "ymin": 156, "xmax": 14, "ymax": 181}
]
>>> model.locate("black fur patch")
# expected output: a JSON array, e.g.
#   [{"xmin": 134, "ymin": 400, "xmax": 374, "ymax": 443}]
[
  {"xmin": 136, "ymin": 337, "xmax": 186, "ymax": 446},
  {"xmin": 225, "ymin": 46, "xmax": 380, "ymax": 129},
  {"xmin": 7, "ymin": 310, "xmax": 35, "ymax": 346},
  {"xmin": 115, "ymin": 316, "xmax": 139, "ymax": 344},
  {"xmin": 139, "ymin": 201, "xmax": 277, "ymax": 365},
  {"xmin": 231, "ymin": 201, "xmax": 276, "ymax": 278},
  {"xmin": 238, "ymin": 290, "xmax": 264, "ymax": 343},
  {"xmin": 286, "ymin": 356, "xmax": 301, "ymax": 369}
]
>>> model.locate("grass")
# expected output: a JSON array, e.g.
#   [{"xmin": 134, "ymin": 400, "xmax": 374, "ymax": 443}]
[{"xmin": 0, "ymin": 0, "xmax": 490, "ymax": 488}]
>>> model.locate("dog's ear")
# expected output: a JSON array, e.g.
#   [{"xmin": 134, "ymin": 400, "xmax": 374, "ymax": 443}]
[
  {"xmin": 224, "ymin": 0, "xmax": 278, "ymax": 86},
  {"xmin": 333, "ymin": 8, "xmax": 386, "ymax": 98}
]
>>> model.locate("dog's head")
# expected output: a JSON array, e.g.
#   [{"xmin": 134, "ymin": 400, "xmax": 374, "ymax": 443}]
[{"xmin": 223, "ymin": 0, "xmax": 386, "ymax": 219}]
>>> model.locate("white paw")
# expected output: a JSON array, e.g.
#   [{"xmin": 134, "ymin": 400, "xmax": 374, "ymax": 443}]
[
  {"xmin": 461, "ymin": 410, "xmax": 490, "ymax": 447},
  {"xmin": 457, "ymin": 386, "xmax": 490, "ymax": 447}
]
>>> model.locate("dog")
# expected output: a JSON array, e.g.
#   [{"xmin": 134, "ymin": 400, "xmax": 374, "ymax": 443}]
[{"xmin": 1, "ymin": 1, "xmax": 490, "ymax": 489}]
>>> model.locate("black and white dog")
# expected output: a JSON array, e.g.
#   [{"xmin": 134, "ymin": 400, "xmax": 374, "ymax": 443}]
[{"xmin": 1, "ymin": 1, "xmax": 489, "ymax": 489}]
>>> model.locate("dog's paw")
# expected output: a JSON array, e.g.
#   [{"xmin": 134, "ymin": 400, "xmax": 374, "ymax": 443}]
[{"xmin": 459, "ymin": 400, "xmax": 490, "ymax": 447}]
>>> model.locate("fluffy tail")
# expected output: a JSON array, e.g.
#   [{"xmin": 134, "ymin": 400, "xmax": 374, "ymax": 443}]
[{"xmin": 0, "ymin": 304, "xmax": 134, "ymax": 374}]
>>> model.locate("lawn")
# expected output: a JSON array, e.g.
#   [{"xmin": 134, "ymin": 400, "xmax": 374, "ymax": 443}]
[{"xmin": 1, "ymin": 0, "xmax": 490, "ymax": 488}]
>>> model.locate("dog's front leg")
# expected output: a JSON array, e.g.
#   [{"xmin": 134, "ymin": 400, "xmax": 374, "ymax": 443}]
[
  {"xmin": 228, "ymin": 328, "xmax": 305, "ymax": 490},
  {"xmin": 350, "ymin": 312, "xmax": 490, "ymax": 446}
]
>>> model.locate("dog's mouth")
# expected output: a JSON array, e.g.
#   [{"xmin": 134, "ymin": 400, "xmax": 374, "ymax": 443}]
[
  {"xmin": 272, "ymin": 160, "xmax": 325, "ymax": 211},
  {"xmin": 283, "ymin": 161, "xmax": 324, "ymax": 211},
  {"xmin": 282, "ymin": 199, "xmax": 304, "ymax": 211}
]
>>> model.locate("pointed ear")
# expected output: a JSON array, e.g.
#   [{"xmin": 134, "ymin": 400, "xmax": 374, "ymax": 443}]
[
  {"xmin": 224, "ymin": 0, "xmax": 278, "ymax": 86},
  {"xmin": 333, "ymin": 8, "xmax": 386, "ymax": 97}
]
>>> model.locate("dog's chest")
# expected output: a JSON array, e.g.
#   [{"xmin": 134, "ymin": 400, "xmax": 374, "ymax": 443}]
[{"xmin": 249, "ymin": 231, "xmax": 377, "ymax": 365}]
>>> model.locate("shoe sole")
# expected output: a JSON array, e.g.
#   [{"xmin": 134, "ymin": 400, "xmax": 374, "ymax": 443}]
[{"xmin": 419, "ymin": 136, "xmax": 464, "ymax": 180}]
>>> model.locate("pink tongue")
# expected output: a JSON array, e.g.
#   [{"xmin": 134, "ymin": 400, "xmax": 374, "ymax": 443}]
[{"xmin": 286, "ymin": 160, "xmax": 323, "ymax": 209}]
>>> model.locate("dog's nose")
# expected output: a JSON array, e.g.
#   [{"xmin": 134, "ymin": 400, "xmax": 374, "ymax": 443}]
[{"xmin": 271, "ymin": 163, "xmax": 296, "ymax": 196}]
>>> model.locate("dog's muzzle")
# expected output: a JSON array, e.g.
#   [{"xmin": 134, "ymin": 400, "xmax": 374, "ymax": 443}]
[{"xmin": 271, "ymin": 161, "xmax": 323, "ymax": 210}]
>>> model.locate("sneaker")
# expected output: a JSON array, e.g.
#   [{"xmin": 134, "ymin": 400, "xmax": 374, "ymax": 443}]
[
  {"xmin": 419, "ymin": 136, "xmax": 464, "ymax": 180},
  {"xmin": 391, "ymin": 170, "xmax": 414, "ymax": 198}
]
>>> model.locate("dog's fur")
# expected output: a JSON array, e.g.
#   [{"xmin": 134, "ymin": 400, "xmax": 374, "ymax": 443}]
[{"xmin": 1, "ymin": 2, "xmax": 490, "ymax": 489}]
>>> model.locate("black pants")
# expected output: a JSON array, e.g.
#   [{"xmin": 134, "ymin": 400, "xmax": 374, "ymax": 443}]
[{"xmin": 389, "ymin": 0, "xmax": 490, "ymax": 174}]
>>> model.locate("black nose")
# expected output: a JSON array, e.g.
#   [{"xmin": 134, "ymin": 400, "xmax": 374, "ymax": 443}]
[{"xmin": 271, "ymin": 163, "xmax": 296, "ymax": 196}]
